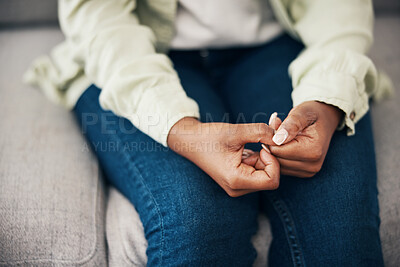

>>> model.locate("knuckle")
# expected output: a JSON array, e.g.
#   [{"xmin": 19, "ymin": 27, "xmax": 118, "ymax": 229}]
[
  {"xmin": 270, "ymin": 179, "xmax": 280, "ymax": 190},
  {"xmin": 226, "ymin": 189, "xmax": 241, "ymax": 198},
  {"xmin": 269, "ymin": 145, "xmax": 278, "ymax": 154},
  {"xmin": 258, "ymin": 123, "xmax": 270, "ymax": 132},
  {"xmin": 267, "ymin": 176, "xmax": 280, "ymax": 190},
  {"xmin": 309, "ymin": 147, "xmax": 323, "ymax": 161},
  {"xmin": 302, "ymin": 172, "xmax": 316, "ymax": 178},
  {"xmin": 308, "ymin": 163, "xmax": 322, "ymax": 174},
  {"xmin": 227, "ymin": 177, "xmax": 240, "ymax": 190},
  {"xmin": 254, "ymin": 123, "xmax": 272, "ymax": 138},
  {"xmin": 305, "ymin": 110, "xmax": 318, "ymax": 125},
  {"xmin": 283, "ymin": 121, "xmax": 300, "ymax": 135}
]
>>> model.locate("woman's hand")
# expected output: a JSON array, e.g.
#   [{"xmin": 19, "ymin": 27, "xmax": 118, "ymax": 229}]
[
  {"xmin": 167, "ymin": 118, "xmax": 280, "ymax": 197},
  {"xmin": 267, "ymin": 101, "xmax": 343, "ymax": 178}
]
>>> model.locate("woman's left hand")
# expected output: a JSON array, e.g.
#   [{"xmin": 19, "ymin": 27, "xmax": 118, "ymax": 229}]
[{"xmin": 266, "ymin": 101, "xmax": 343, "ymax": 178}]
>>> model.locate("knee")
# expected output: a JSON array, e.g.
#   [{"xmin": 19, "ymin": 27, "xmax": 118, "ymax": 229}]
[
  {"xmin": 160, "ymin": 199, "xmax": 259, "ymax": 266},
  {"xmin": 308, "ymin": 193, "xmax": 383, "ymax": 265},
  {"xmin": 147, "ymin": 190, "xmax": 259, "ymax": 266},
  {"xmin": 114, "ymin": 154, "xmax": 260, "ymax": 266}
]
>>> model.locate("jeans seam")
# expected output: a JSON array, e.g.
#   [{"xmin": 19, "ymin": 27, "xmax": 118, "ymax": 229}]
[
  {"xmin": 78, "ymin": 88, "xmax": 165, "ymax": 265},
  {"xmin": 268, "ymin": 193, "xmax": 305, "ymax": 267}
]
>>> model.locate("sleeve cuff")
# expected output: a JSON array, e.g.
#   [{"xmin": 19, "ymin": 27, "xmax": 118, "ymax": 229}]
[
  {"xmin": 290, "ymin": 49, "xmax": 377, "ymax": 136},
  {"xmin": 100, "ymin": 81, "xmax": 200, "ymax": 147},
  {"xmin": 291, "ymin": 71, "xmax": 370, "ymax": 136}
]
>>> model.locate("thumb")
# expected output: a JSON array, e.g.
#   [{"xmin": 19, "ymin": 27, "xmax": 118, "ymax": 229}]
[
  {"xmin": 272, "ymin": 105, "xmax": 317, "ymax": 146},
  {"xmin": 268, "ymin": 112, "xmax": 282, "ymax": 131},
  {"xmin": 236, "ymin": 123, "xmax": 275, "ymax": 146},
  {"xmin": 259, "ymin": 148, "xmax": 280, "ymax": 184}
]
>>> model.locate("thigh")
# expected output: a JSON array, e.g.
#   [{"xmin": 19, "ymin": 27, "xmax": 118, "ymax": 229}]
[
  {"xmin": 168, "ymin": 50, "xmax": 230, "ymax": 122},
  {"xmin": 219, "ymin": 34, "xmax": 304, "ymax": 125},
  {"xmin": 219, "ymin": 34, "xmax": 383, "ymax": 266},
  {"xmin": 219, "ymin": 34, "xmax": 304, "ymax": 151},
  {"xmin": 74, "ymin": 71, "xmax": 259, "ymax": 266},
  {"xmin": 264, "ymin": 114, "xmax": 383, "ymax": 266}
]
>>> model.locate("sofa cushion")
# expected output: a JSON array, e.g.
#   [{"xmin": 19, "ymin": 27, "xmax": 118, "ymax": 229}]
[
  {"xmin": 0, "ymin": 28, "xmax": 107, "ymax": 266},
  {"xmin": 0, "ymin": 0, "xmax": 58, "ymax": 26},
  {"xmin": 0, "ymin": 0, "xmax": 399, "ymax": 26},
  {"xmin": 106, "ymin": 188, "xmax": 148, "ymax": 267},
  {"xmin": 369, "ymin": 15, "xmax": 400, "ymax": 265},
  {"xmin": 374, "ymin": 0, "xmax": 400, "ymax": 13}
]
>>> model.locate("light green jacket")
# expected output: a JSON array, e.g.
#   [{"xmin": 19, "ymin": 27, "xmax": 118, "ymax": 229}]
[{"xmin": 24, "ymin": 0, "xmax": 392, "ymax": 146}]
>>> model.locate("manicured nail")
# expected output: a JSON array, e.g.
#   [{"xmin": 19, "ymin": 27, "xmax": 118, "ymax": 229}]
[
  {"xmin": 242, "ymin": 149, "xmax": 254, "ymax": 159},
  {"xmin": 261, "ymin": 144, "xmax": 270, "ymax": 153},
  {"xmin": 272, "ymin": 128, "xmax": 288, "ymax": 146},
  {"xmin": 268, "ymin": 112, "xmax": 277, "ymax": 126}
]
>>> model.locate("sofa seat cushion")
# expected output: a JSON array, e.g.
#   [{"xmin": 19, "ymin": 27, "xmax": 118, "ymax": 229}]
[{"xmin": 0, "ymin": 28, "xmax": 107, "ymax": 266}]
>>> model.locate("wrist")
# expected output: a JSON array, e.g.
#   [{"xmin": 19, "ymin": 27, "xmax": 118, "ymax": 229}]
[
  {"xmin": 167, "ymin": 117, "xmax": 201, "ymax": 152},
  {"xmin": 316, "ymin": 101, "xmax": 343, "ymax": 130}
]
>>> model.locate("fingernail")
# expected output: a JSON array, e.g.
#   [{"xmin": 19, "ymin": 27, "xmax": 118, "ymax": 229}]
[
  {"xmin": 268, "ymin": 112, "xmax": 277, "ymax": 126},
  {"xmin": 261, "ymin": 144, "xmax": 270, "ymax": 153},
  {"xmin": 272, "ymin": 128, "xmax": 288, "ymax": 146},
  {"xmin": 242, "ymin": 149, "xmax": 254, "ymax": 159}
]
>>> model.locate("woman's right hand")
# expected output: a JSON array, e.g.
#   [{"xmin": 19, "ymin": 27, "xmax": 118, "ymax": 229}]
[{"xmin": 167, "ymin": 117, "xmax": 280, "ymax": 197}]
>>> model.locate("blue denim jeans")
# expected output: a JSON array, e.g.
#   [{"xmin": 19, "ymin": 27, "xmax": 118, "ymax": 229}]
[{"xmin": 74, "ymin": 34, "xmax": 383, "ymax": 266}]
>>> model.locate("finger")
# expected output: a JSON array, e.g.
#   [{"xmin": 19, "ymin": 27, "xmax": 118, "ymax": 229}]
[
  {"xmin": 242, "ymin": 149, "xmax": 255, "ymax": 160},
  {"xmin": 231, "ymin": 150, "xmax": 280, "ymax": 190},
  {"xmin": 223, "ymin": 188, "xmax": 259, "ymax": 198},
  {"xmin": 216, "ymin": 177, "xmax": 259, "ymax": 197},
  {"xmin": 213, "ymin": 172, "xmax": 259, "ymax": 197},
  {"xmin": 280, "ymin": 167, "xmax": 316, "ymax": 178},
  {"xmin": 269, "ymin": 135, "xmax": 322, "ymax": 162},
  {"xmin": 227, "ymin": 162, "xmax": 280, "ymax": 190},
  {"xmin": 276, "ymin": 157, "xmax": 322, "ymax": 174},
  {"xmin": 235, "ymin": 123, "xmax": 276, "ymax": 146},
  {"xmin": 254, "ymin": 154, "xmax": 268, "ymax": 170},
  {"xmin": 259, "ymin": 148, "xmax": 280, "ymax": 178},
  {"xmin": 272, "ymin": 105, "xmax": 317, "ymax": 146},
  {"xmin": 259, "ymin": 147, "xmax": 280, "ymax": 178},
  {"xmin": 240, "ymin": 164, "xmax": 280, "ymax": 190},
  {"xmin": 241, "ymin": 152, "xmax": 258, "ymax": 165},
  {"xmin": 268, "ymin": 112, "xmax": 282, "ymax": 131},
  {"xmin": 242, "ymin": 152, "xmax": 267, "ymax": 170}
]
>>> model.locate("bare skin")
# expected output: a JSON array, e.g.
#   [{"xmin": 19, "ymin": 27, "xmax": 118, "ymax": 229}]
[
  {"xmin": 267, "ymin": 101, "xmax": 343, "ymax": 178},
  {"xmin": 167, "ymin": 101, "xmax": 342, "ymax": 196},
  {"xmin": 167, "ymin": 118, "xmax": 280, "ymax": 197}
]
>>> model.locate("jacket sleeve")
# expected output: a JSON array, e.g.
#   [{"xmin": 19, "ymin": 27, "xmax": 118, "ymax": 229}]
[
  {"xmin": 58, "ymin": 0, "xmax": 200, "ymax": 146},
  {"xmin": 288, "ymin": 0, "xmax": 377, "ymax": 135}
]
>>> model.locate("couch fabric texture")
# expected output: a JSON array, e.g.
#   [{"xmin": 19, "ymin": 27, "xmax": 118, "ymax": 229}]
[{"xmin": 0, "ymin": 1, "xmax": 399, "ymax": 266}]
